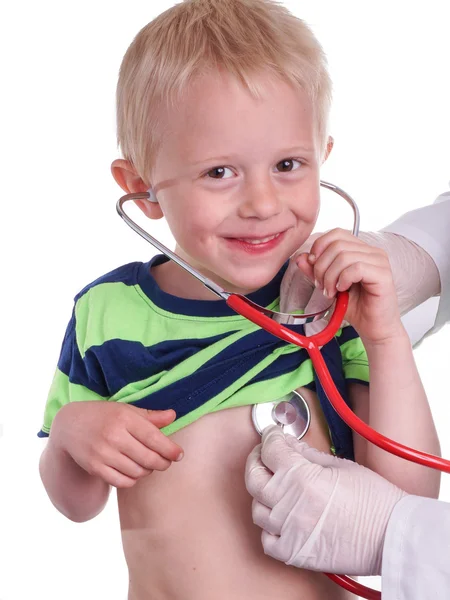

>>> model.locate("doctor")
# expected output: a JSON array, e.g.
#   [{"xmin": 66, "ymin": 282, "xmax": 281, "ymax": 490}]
[{"xmin": 246, "ymin": 188, "xmax": 450, "ymax": 600}]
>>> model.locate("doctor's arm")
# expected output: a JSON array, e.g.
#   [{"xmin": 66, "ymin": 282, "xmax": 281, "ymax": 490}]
[
  {"xmin": 381, "ymin": 189, "xmax": 450, "ymax": 334},
  {"xmin": 245, "ymin": 429, "xmax": 450, "ymax": 599}
]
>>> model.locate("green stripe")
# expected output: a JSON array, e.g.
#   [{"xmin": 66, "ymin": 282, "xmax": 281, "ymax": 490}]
[
  {"xmin": 162, "ymin": 354, "xmax": 314, "ymax": 435},
  {"xmin": 109, "ymin": 326, "xmax": 263, "ymax": 402},
  {"xmin": 340, "ymin": 337, "xmax": 369, "ymax": 382},
  {"xmin": 75, "ymin": 281, "xmax": 279, "ymax": 357},
  {"xmin": 41, "ymin": 368, "xmax": 108, "ymax": 434}
]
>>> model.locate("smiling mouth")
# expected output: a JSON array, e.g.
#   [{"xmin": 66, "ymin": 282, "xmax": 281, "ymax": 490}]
[
  {"xmin": 223, "ymin": 230, "xmax": 287, "ymax": 253},
  {"xmin": 235, "ymin": 233, "xmax": 281, "ymax": 245}
]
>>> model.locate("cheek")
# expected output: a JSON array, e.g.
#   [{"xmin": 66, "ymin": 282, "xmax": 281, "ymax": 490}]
[
  {"xmin": 292, "ymin": 186, "xmax": 320, "ymax": 224},
  {"xmin": 161, "ymin": 195, "xmax": 222, "ymax": 242}
]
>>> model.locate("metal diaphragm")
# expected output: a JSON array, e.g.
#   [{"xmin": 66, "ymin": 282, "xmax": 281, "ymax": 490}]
[{"xmin": 252, "ymin": 390, "xmax": 311, "ymax": 440}]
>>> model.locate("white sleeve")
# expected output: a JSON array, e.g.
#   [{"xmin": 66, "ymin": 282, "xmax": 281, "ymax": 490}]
[
  {"xmin": 382, "ymin": 495, "xmax": 450, "ymax": 600},
  {"xmin": 382, "ymin": 190, "xmax": 450, "ymax": 339}
]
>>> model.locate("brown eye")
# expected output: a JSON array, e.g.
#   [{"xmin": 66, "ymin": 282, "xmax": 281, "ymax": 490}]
[
  {"xmin": 207, "ymin": 166, "xmax": 233, "ymax": 179},
  {"xmin": 276, "ymin": 159, "xmax": 301, "ymax": 172}
]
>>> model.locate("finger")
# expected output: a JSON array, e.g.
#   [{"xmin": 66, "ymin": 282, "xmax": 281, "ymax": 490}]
[
  {"xmin": 118, "ymin": 435, "xmax": 172, "ymax": 472},
  {"xmin": 104, "ymin": 451, "xmax": 152, "ymax": 480},
  {"xmin": 309, "ymin": 229, "xmax": 358, "ymax": 263},
  {"xmin": 142, "ymin": 408, "xmax": 177, "ymax": 428},
  {"xmin": 291, "ymin": 232, "xmax": 323, "ymax": 260},
  {"xmin": 312, "ymin": 242, "xmax": 379, "ymax": 291},
  {"xmin": 283, "ymin": 435, "xmax": 344, "ymax": 468},
  {"xmin": 131, "ymin": 418, "xmax": 184, "ymax": 462},
  {"xmin": 261, "ymin": 530, "xmax": 287, "ymax": 563},
  {"xmin": 260, "ymin": 425, "xmax": 298, "ymax": 473},
  {"xmin": 320, "ymin": 251, "xmax": 386, "ymax": 299},
  {"xmin": 245, "ymin": 444, "xmax": 274, "ymax": 501},
  {"xmin": 295, "ymin": 253, "xmax": 315, "ymax": 283},
  {"xmin": 294, "ymin": 443, "xmax": 345, "ymax": 468},
  {"xmin": 336, "ymin": 262, "xmax": 393, "ymax": 296},
  {"xmin": 97, "ymin": 464, "xmax": 139, "ymax": 489},
  {"xmin": 252, "ymin": 499, "xmax": 281, "ymax": 536},
  {"xmin": 284, "ymin": 435, "xmax": 313, "ymax": 454}
]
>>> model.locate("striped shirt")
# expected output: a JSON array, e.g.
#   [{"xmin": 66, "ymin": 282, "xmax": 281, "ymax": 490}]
[{"xmin": 39, "ymin": 255, "xmax": 369, "ymax": 459}]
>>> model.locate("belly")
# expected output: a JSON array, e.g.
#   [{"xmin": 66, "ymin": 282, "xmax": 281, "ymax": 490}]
[{"xmin": 118, "ymin": 388, "xmax": 350, "ymax": 600}]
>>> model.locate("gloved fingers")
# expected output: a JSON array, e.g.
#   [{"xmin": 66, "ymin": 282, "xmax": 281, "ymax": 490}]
[
  {"xmin": 260, "ymin": 425, "xmax": 299, "ymax": 473},
  {"xmin": 284, "ymin": 435, "xmax": 340, "ymax": 466},
  {"xmin": 251, "ymin": 499, "xmax": 281, "ymax": 536},
  {"xmin": 292, "ymin": 442, "xmax": 345, "ymax": 468},
  {"xmin": 295, "ymin": 252, "xmax": 315, "ymax": 285},
  {"xmin": 284, "ymin": 434, "xmax": 312, "ymax": 453},
  {"xmin": 261, "ymin": 530, "xmax": 291, "ymax": 564},
  {"xmin": 303, "ymin": 287, "xmax": 333, "ymax": 336},
  {"xmin": 245, "ymin": 443, "xmax": 273, "ymax": 502}
]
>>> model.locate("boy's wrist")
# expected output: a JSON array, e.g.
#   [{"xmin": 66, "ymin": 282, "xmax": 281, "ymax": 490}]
[{"xmin": 360, "ymin": 324, "xmax": 410, "ymax": 353}]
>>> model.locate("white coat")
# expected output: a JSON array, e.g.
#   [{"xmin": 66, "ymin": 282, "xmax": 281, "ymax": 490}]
[{"xmin": 381, "ymin": 189, "xmax": 450, "ymax": 599}]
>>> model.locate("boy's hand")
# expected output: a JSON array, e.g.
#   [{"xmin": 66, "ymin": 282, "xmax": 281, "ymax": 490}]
[
  {"xmin": 296, "ymin": 228, "xmax": 404, "ymax": 343},
  {"xmin": 50, "ymin": 402, "xmax": 184, "ymax": 489}
]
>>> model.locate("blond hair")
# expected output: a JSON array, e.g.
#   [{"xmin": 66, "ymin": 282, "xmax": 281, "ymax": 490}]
[{"xmin": 116, "ymin": 0, "xmax": 332, "ymax": 182}]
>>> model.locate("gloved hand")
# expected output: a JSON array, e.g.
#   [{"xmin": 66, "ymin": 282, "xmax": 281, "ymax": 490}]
[
  {"xmin": 281, "ymin": 231, "xmax": 440, "ymax": 335},
  {"xmin": 245, "ymin": 426, "xmax": 407, "ymax": 576}
]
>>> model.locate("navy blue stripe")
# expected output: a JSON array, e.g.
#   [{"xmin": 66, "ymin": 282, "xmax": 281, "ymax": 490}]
[
  {"xmin": 125, "ymin": 322, "xmax": 306, "ymax": 415},
  {"xmin": 74, "ymin": 261, "xmax": 142, "ymax": 302},
  {"xmin": 128, "ymin": 338, "xmax": 304, "ymax": 417},
  {"xmin": 313, "ymin": 338, "xmax": 355, "ymax": 460},
  {"xmin": 82, "ymin": 332, "xmax": 235, "ymax": 396},
  {"xmin": 137, "ymin": 256, "xmax": 288, "ymax": 317},
  {"xmin": 71, "ymin": 256, "xmax": 289, "ymax": 318},
  {"xmin": 58, "ymin": 312, "xmax": 110, "ymax": 397},
  {"xmin": 336, "ymin": 325, "xmax": 360, "ymax": 346}
]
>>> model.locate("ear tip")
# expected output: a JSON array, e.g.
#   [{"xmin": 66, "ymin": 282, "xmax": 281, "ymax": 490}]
[{"xmin": 147, "ymin": 188, "xmax": 158, "ymax": 203}]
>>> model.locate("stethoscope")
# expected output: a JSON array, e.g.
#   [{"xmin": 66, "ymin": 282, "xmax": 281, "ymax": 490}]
[{"xmin": 117, "ymin": 182, "xmax": 450, "ymax": 600}]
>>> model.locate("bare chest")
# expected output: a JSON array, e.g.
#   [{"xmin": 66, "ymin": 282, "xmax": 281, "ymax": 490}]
[{"xmin": 117, "ymin": 392, "xmax": 349, "ymax": 600}]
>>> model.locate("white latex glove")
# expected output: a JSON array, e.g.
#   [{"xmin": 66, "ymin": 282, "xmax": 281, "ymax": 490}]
[
  {"xmin": 245, "ymin": 426, "xmax": 407, "ymax": 576},
  {"xmin": 281, "ymin": 231, "xmax": 440, "ymax": 335}
]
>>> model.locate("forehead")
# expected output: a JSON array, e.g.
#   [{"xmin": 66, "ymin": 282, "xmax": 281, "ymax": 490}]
[{"xmin": 155, "ymin": 71, "xmax": 318, "ymax": 169}]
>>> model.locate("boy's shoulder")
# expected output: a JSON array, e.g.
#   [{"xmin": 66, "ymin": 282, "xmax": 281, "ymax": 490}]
[
  {"xmin": 71, "ymin": 261, "xmax": 155, "ymax": 332},
  {"xmin": 74, "ymin": 261, "xmax": 144, "ymax": 303}
]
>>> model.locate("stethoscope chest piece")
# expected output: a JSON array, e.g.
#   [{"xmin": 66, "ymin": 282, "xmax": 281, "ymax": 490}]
[{"xmin": 252, "ymin": 390, "xmax": 311, "ymax": 440}]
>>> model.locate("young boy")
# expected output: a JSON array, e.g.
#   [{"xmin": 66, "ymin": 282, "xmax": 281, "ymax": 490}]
[{"xmin": 38, "ymin": 1, "xmax": 441, "ymax": 599}]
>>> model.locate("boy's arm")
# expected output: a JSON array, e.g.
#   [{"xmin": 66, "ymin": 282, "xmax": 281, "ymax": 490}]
[
  {"xmin": 39, "ymin": 401, "xmax": 183, "ymax": 523},
  {"xmin": 299, "ymin": 228, "xmax": 441, "ymax": 499},
  {"xmin": 39, "ymin": 434, "xmax": 111, "ymax": 523},
  {"xmin": 350, "ymin": 330, "xmax": 441, "ymax": 498}
]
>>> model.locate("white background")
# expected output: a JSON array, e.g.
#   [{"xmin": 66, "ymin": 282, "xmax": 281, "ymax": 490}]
[{"xmin": 1, "ymin": 1, "xmax": 449, "ymax": 598}]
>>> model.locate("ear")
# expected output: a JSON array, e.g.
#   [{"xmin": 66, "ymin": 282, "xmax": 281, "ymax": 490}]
[
  {"xmin": 111, "ymin": 158, "xmax": 164, "ymax": 220},
  {"xmin": 321, "ymin": 136, "xmax": 334, "ymax": 164}
]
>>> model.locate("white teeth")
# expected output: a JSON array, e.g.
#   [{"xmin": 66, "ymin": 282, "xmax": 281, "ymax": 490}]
[{"xmin": 238, "ymin": 234, "xmax": 279, "ymax": 245}]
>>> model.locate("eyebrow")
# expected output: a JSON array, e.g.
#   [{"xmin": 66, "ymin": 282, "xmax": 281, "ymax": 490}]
[
  {"xmin": 189, "ymin": 155, "xmax": 233, "ymax": 167},
  {"xmin": 189, "ymin": 146, "xmax": 315, "ymax": 167},
  {"xmin": 278, "ymin": 146, "xmax": 316, "ymax": 156}
]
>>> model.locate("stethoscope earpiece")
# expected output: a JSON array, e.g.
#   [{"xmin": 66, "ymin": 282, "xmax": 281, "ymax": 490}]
[{"xmin": 147, "ymin": 188, "xmax": 158, "ymax": 203}]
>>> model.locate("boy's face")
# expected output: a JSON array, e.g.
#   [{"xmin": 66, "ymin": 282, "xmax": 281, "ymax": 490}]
[{"xmin": 128, "ymin": 72, "xmax": 324, "ymax": 295}]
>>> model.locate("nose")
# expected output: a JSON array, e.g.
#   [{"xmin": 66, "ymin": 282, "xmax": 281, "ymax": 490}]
[{"xmin": 238, "ymin": 176, "xmax": 282, "ymax": 220}]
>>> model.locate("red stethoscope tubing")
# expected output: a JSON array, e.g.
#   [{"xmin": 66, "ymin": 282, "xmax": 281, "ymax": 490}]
[{"xmin": 227, "ymin": 291, "xmax": 449, "ymax": 600}]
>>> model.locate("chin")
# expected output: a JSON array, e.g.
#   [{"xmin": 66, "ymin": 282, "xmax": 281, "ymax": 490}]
[{"xmin": 222, "ymin": 267, "xmax": 282, "ymax": 294}]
